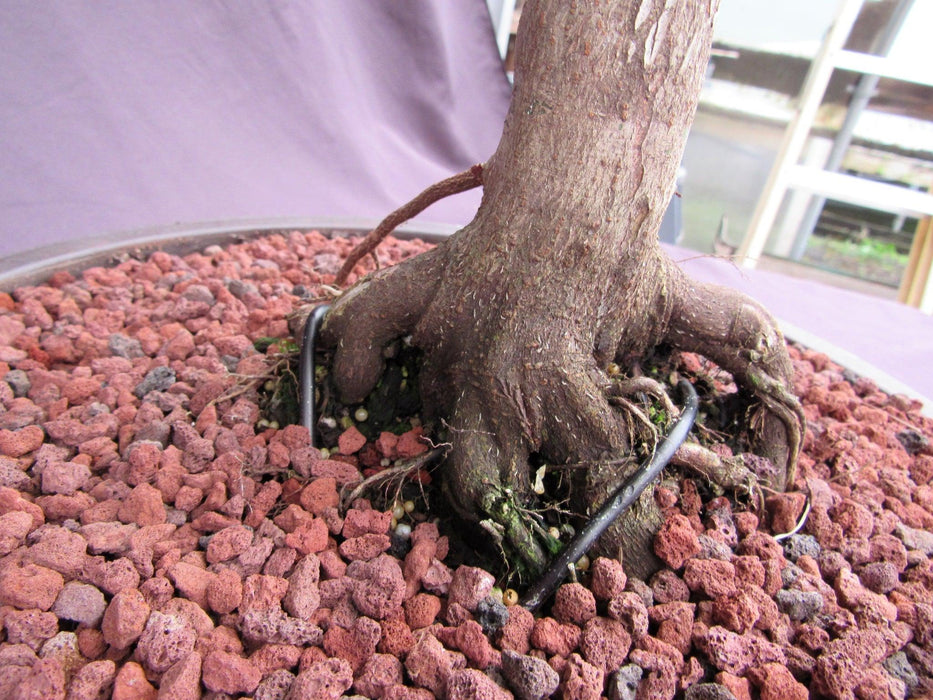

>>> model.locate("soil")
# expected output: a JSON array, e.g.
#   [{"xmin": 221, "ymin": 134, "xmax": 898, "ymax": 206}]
[{"xmin": 0, "ymin": 229, "xmax": 931, "ymax": 699}]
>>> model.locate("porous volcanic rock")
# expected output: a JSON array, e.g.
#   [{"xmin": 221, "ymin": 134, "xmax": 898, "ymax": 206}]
[{"xmin": 0, "ymin": 231, "xmax": 930, "ymax": 698}]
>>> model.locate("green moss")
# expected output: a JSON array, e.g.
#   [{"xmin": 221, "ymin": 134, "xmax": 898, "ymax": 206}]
[{"xmin": 480, "ymin": 489, "xmax": 554, "ymax": 580}]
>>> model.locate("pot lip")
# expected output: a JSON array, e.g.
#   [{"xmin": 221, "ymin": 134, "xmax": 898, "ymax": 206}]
[
  {"xmin": 778, "ymin": 319, "xmax": 930, "ymax": 416},
  {"xmin": 0, "ymin": 216, "xmax": 929, "ymax": 415},
  {"xmin": 0, "ymin": 216, "xmax": 458, "ymax": 291}
]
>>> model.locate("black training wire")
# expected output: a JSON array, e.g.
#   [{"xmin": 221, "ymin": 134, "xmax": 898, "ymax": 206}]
[
  {"xmin": 521, "ymin": 379, "xmax": 699, "ymax": 612},
  {"xmin": 300, "ymin": 304, "xmax": 331, "ymax": 445}
]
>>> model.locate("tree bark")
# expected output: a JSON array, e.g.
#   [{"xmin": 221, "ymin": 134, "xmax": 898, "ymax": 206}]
[{"xmin": 318, "ymin": 0, "xmax": 803, "ymax": 579}]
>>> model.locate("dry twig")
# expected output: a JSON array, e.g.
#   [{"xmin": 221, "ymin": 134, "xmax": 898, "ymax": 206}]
[{"xmin": 335, "ymin": 164, "xmax": 484, "ymax": 286}]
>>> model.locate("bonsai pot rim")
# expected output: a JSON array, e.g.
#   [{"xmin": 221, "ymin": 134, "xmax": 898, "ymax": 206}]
[{"xmin": 0, "ymin": 217, "xmax": 457, "ymax": 292}]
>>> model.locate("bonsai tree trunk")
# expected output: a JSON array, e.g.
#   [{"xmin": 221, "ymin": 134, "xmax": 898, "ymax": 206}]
[{"xmin": 319, "ymin": 0, "xmax": 803, "ymax": 579}]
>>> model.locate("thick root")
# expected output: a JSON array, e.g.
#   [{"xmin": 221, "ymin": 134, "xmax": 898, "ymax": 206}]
[
  {"xmin": 438, "ymin": 387, "xmax": 545, "ymax": 570},
  {"xmin": 661, "ymin": 263, "xmax": 805, "ymax": 490},
  {"xmin": 319, "ymin": 247, "xmax": 444, "ymax": 403},
  {"xmin": 431, "ymin": 354, "xmax": 663, "ymax": 579},
  {"xmin": 671, "ymin": 441, "xmax": 764, "ymax": 510}
]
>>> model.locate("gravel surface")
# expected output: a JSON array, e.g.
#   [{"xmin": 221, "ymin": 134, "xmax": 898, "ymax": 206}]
[{"xmin": 0, "ymin": 230, "xmax": 931, "ymax": 699}]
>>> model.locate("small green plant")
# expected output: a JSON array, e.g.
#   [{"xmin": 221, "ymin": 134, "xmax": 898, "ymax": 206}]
[
  {"xmin": 804, "ymin": 235, "xmax": 908, "ymax": 287},
  {"xmin": 253, "ymin": 336, "xmax": 300, "ymax": 354},
  {"xmin": 814, "ymin": 237, "xmax": 906, "ymax": 263},
  {"xmin": 851, "ymin": 238, "xmax": 906, "ymax": 263}
]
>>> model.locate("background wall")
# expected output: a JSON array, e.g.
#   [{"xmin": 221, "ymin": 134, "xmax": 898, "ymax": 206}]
[{"xmin": 0, "ymin": 1, "xmax": 512, "ymax": 262}]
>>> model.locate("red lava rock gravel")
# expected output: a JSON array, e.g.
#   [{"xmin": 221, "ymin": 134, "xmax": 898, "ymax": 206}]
[{"xmin": 0, "ymin": 229, "xmax": 931, "ymax": 698}]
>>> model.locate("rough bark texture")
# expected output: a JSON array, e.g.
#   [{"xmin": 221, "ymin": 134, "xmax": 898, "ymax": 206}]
[{"xmin": 319, "ymin": 0, "xmax": 803, "ymax": 579}]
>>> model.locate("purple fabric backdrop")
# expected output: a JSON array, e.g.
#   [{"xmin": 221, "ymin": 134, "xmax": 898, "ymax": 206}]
[{"xmin": 0, "ymin": 1, "xmax": 511, "ymax": 258}]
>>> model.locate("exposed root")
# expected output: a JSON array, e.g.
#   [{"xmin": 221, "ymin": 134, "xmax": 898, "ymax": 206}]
[
  {"xmin": 210, "ymin": 376, "xmax": 260, "ymax": 408},
  {"xmin": 671, "ymin": 441, "xmax": 763, "ymax": 510},
  {"xmin": 340, "ymin": 447, "xmax": 447, "ymax": 512},
  {"xmin": 605, "ymin": 376, "xmax": 681, "ymax": 452},
  {"xmin": 774, "ymin": 496, "xmax": 812, "ymax": 542},
  {"xmin": 746, "ymin": 365, "xmax": 807, "ymax": 486},
  {"xmin": 663, "ymin": 265, "xmax": 806, "ymax": 491},
  {"xmin": 211, "ymin": 349, "xmax": 297, "ymax": 415},
  {"xmin": 606, "ymin": 376, "xmax": 678, "ymax": 418},
  {"xmin": 606, "ymin": 394, "xmax": 658, "ymax": 448},
  {"xmin": 321, "ymin": 248, "xmax": 446, "ymax": 405}
]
